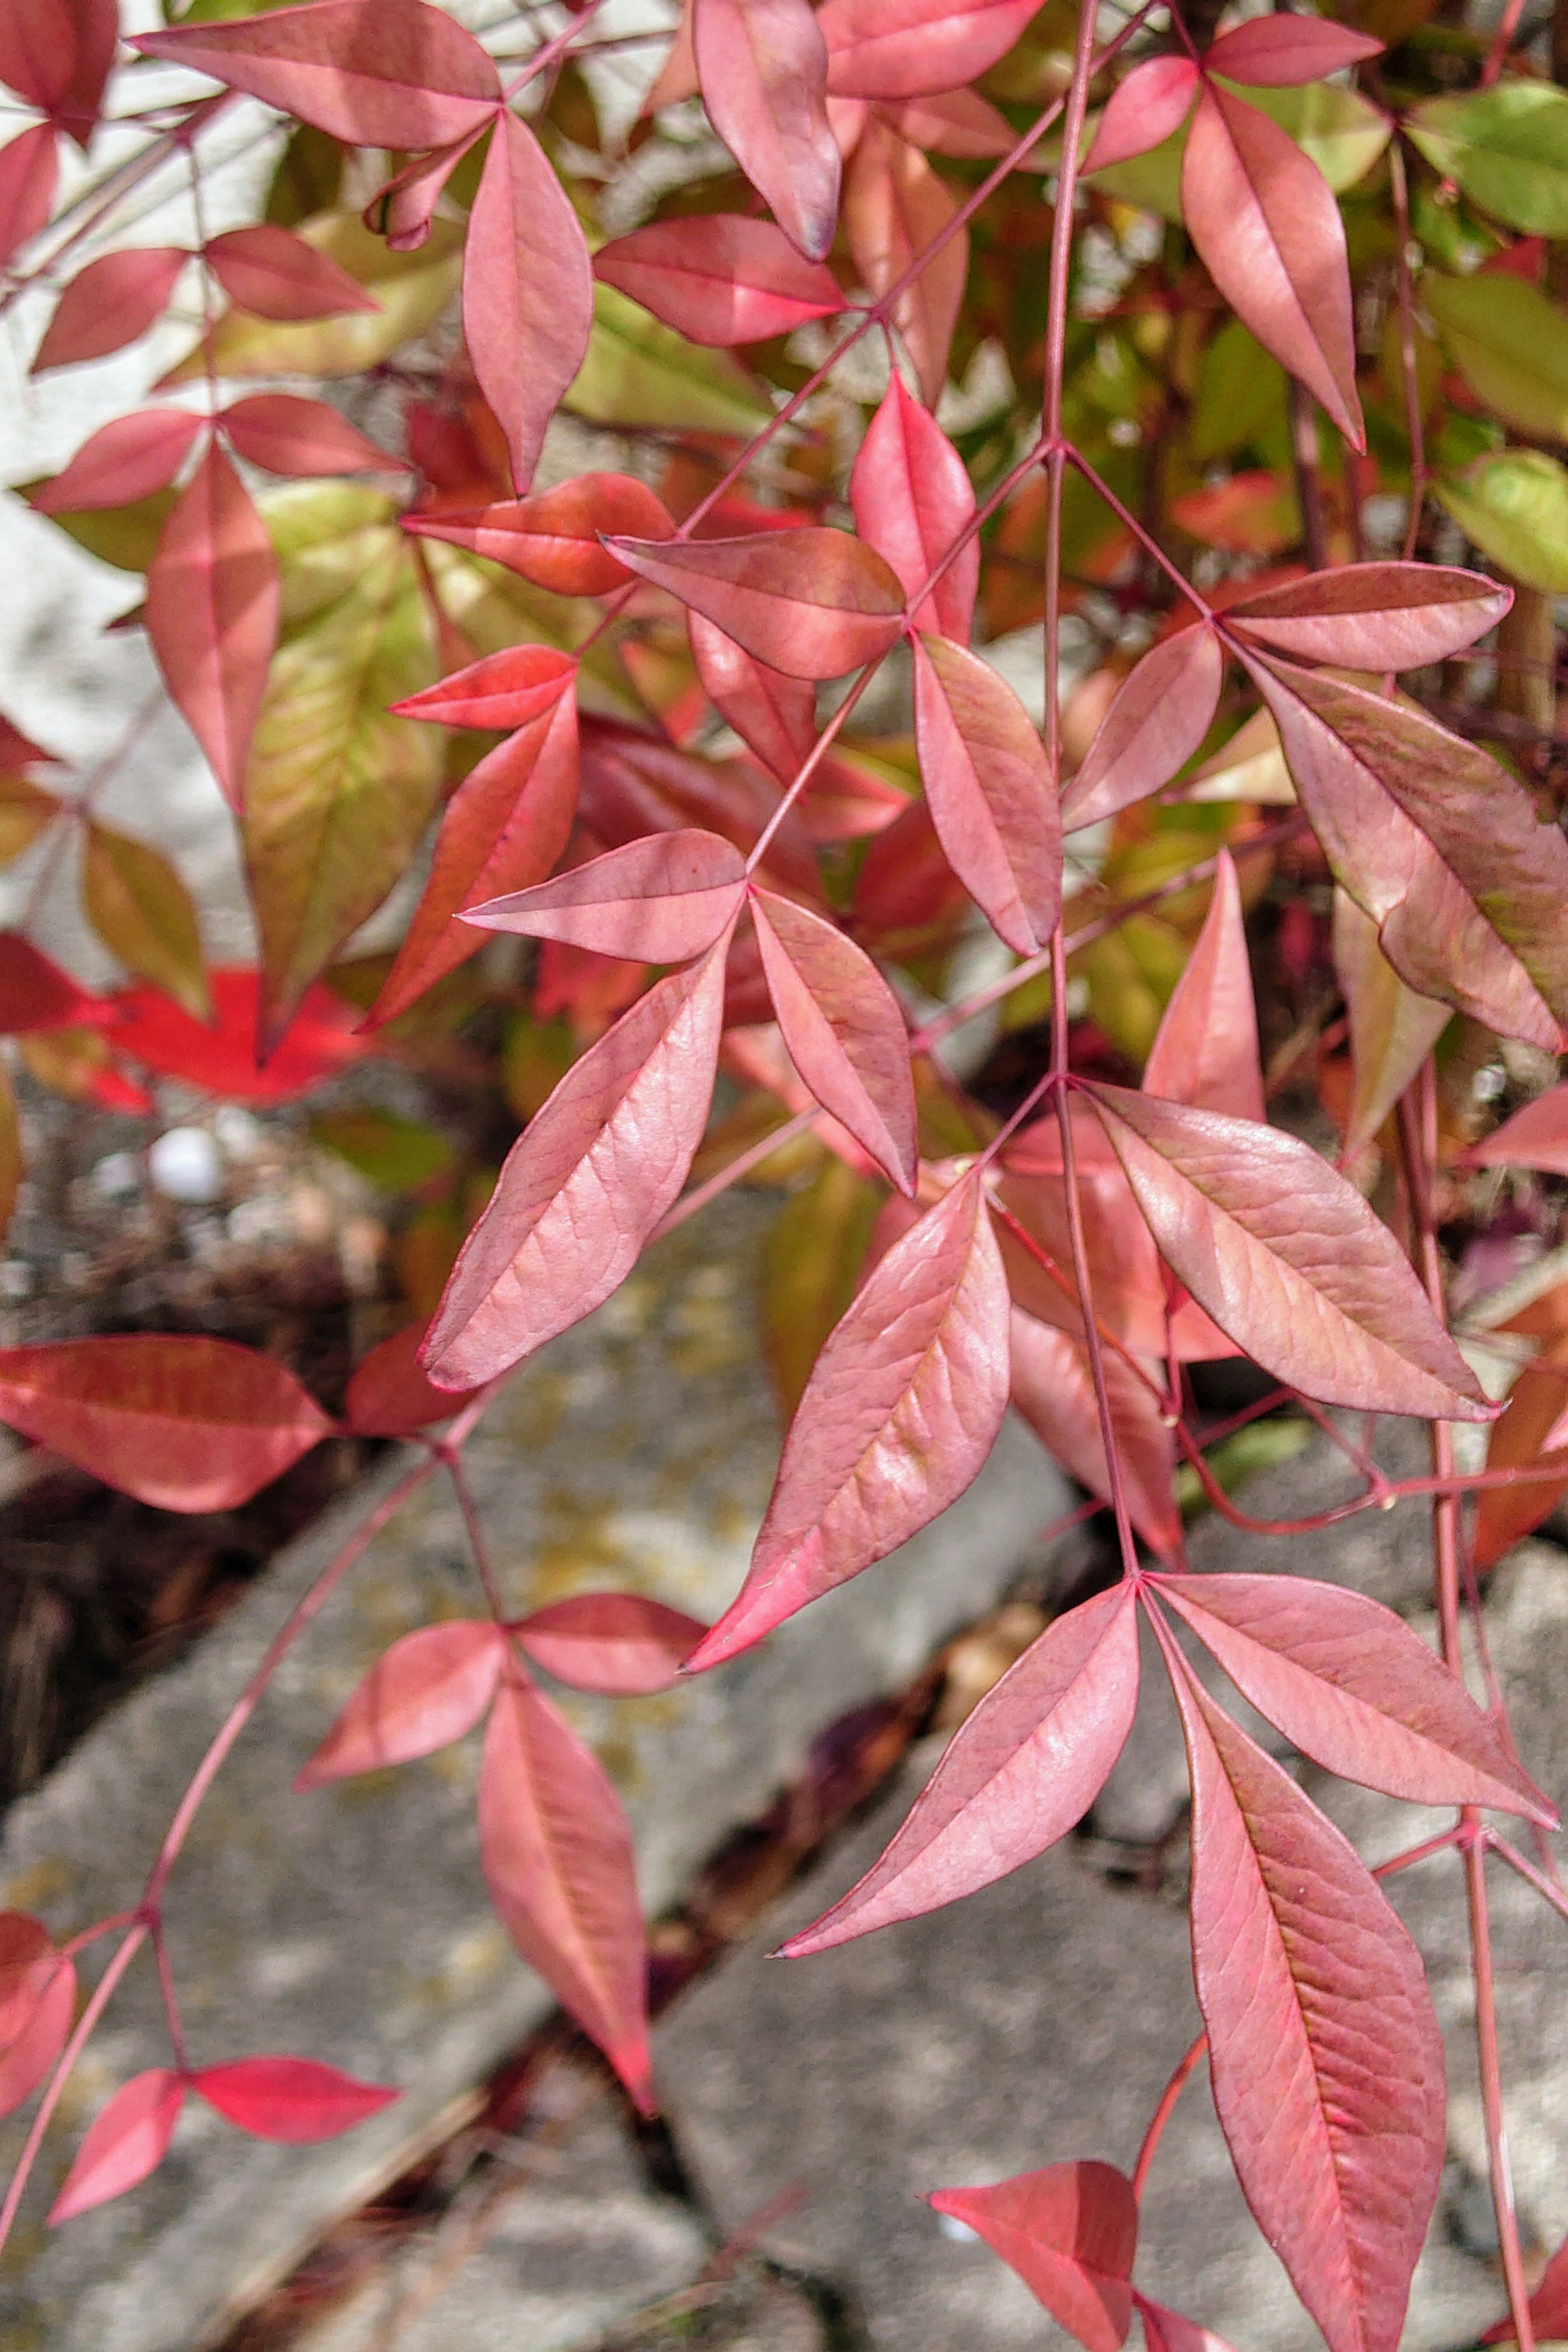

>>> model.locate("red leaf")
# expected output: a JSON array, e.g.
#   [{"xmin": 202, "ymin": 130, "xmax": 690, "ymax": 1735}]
[
  {"xmin": 111, "ymin": 967, "xmax": 363, "ymax": 1102},
  {"xmin": 463, "ymin": 110, "xmax": 593, "ymax": 494},
  {"xmin": 1156, "ymin": 1572, "xmax": 1552, "ymax": 1819},
  {"xmin": 0, "ymin": 717, "xmax": 58, "ymax": 772},
  {"xmin": 1134, "ymin": 2294, "xmax": 1242, "ymax": 2352},
  {"xmin": 1481, "ymin": 2231, "xmax": 1568, "ymax": 2343},
  {"xmin": 844, "ymin": 119, "xmax": 963, "ymax": 404},
  {"xmin": 820, "ymin": 0, "xmax": 1046, "ymax": 98},
  {"xmin": 204, "ymin": 224, "xmax": 379, "ymax": 321},
  {"xmin": 606, "ymin": 531, "xmax": 904, "ymax": 682},
  {"xmin": 1170, "ymin": 1663, "xmax": 1446, "ymax": 2352},
  {"xmin": 344, "ymin": 1323, "xmax": 479, "ymax": 1438},
  {"xmin": 370, "ymin": 697, "xmax": 581, "ymax": 1026},
  {"xmin": 222, "ymin": 392, "xmax": 394, "ymax": 479},
  {"xmin": 195, "ymin": 2056, "xmax": 397, "ymax": 2142},
  {"xmin": 689, "ymin": 613, "xmax": 816, "ymax": 786},
  {"xmin": 512, "ymin": 1593, "xmax": 709, "ymax": 1694},
  {"xmin": 0, "ymin": 1334, "xmax": 334, "ymax": 1511},
  {"xmin": 406, "ymin": 476, "xmax": 673, "ymax": 597},
  {"xmin": 849, "ymin": 374, "xmax": 976, "ymax": 643},
  {"xmin": 425, "ymin": 945, "xmax": 729, "ymax": 1387},
  {"xmin": 687, "ymin": 1175, "xmax": 1010, "ymax": 1669},
  {"xmin": 784, "ymin": 1586, "xmax": 1139, "ymax": 1953},
  {"xmin": 1464, "ymin": 1082, "xmax": 1568, "ymax": 1176},
  {"xmin": 1007, "ymin": 1312, "xmax": 1179, "ymax": 1559},
  {"xmin": 877, "ymin": 88, "xmax": 1020, "ymax": 158},
  {"xmin": 926, "ymin": 2162, "xmax": 1138, "ymax": 2352},
  {"xmin": 131, "ymin": 0, "xmax": 501, "ymax": 149},
  {"xmin": 1472, "ymin": 1351, "xmax": 1568, "ymax": 1571},
  {"xmin": 1243, "ymin": 653, "xmax": 1568, "ymax": 1051},
  {"xmin": 693, "ymin": 0, "xmax": 839, "ymax": 261},
  {"xmin": 579, "ymin": 722, "xmax": 821, "ymax": 904},
  {"xmin": 1086, "ymin": 1084, "xmax": 1493, "ymax": 1419},
  {"xmin": 0, "ymin": 0, "xmax": 114, "ymax": 146},
  {"xmin": 750, "ymin": 884, "xmax": 917, "ymax": 1192},
  {"xmin": 145, "ymin": 445, "xmax": 280, "ymax": 813},
  {"xmin": 593, "ymin": 216, "xmax": 844, "ymax": 344},
  {"xmin": 1204, "ymin": 17, "xmax": 1383, "ymax": 85},
  {"xmin": 467, "ymin": 829, "xmax": 746, "ymax": 964},
  {"xmin": 912, "ymin": 635, "xmax": 1060, "ymax": 956},
  {"xmin": 296, "ymin": 1622, "xmax": 506, "ymax": 1788},
  {"xmin": 394, "ymin": 645, "xmax": 577, "ymax": 734},
  {"xmin": 1084, "ymin": 56, "xmax": 1199, "ymax": 174},
  {"xmin": 0, "ymin": 933, "xmax": 100, "ymax": 1033},
  {"xmin": 33, "ymin": 410, "xmax": 203, "ymax": 514},
  {"xmin": 1143, "ymin": 848, "xmax": 1265, "ymax": 1124},
  {"xmin": 31, "ymin": 246, "xmax": 187, "ymax": 372},
  {"xmin": 0, "ymin": 1920, "xmax": 74, "ymax": 2124},
  {"xmin": 48, "ymin": 2071, "xmax": 185, "ymax": 2225},
  {"xmin": 1224, "ymin": 563, "xmax": 1509, "ymax": 669},
  {"xmin": 479, "ymin": 1677, "xmax": 653, "ymax": 2109},
  {"xmin": 1180, "ymin": 84, "xmax": 1362, "ymax": 448},
  {"xmin": 0, "ymin": 123, "xmax": 58, "ymax": 270},
  {"xmin": 1060, "ymin": 626, "xmax": 1223, "ymax": 829}
]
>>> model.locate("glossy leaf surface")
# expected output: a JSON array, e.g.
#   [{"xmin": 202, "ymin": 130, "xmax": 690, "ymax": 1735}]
[
  {"xmin": 927, "ymin": 2162, "xmax": 1138, "ymax": 2352},
  {"xmin": 913, "ymin": 635, "xmax": 1060, "ymax": 956},
  {"xmin": 512, "ymin": 1593, "xmax": 709, "ymax": 1695},
  {"xmin": 295, "ymin": 1622, "xmax": 507, "ymax": 1787}
]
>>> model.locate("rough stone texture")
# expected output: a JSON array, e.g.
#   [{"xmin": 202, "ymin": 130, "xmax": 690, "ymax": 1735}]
[{"xmin": 0, "ymin": 1194, "xmax": 1068, "ymax": 2351}]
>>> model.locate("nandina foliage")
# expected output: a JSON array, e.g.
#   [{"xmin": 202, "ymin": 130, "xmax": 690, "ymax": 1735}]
[{"xmin": 0, "ymin": 0, "xmax": 1566, "ymax": 2342}]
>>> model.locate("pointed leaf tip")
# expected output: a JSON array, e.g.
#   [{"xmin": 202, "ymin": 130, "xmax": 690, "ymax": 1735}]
[
  {"xmin": 194, "ymin": 2056, "xmax": 398, "ymax": 2142},
  {"xmin": 927, "ymin": 2162, "xmax": 1137, "ymax": 2352}
]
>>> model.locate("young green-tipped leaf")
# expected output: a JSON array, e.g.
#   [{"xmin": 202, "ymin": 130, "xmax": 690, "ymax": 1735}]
[
  {"xmin": 512, "ymin": 1593, "xmax": 709, "ymax": 1695},
  {"xmin": 1061, "ymin": 626, "xmax": 1223, "ymax": 829},
  {"xmin": 146, "ymin": 445, "xmax": 279, "ymax": 812},
  {"xmin": 783, "ymin": 1585, "xmax": 1139, "ymax": 1953},
  {"xmin": 1224, "ymin": 564, "xmax": 1510, "ymax": 670},
  {"xmin": 1143, "ymin": 848, "xmax": 1264, "ymax": 1124},
  {"xmin": 693, "ymin": 0, "xmax": 839, "ymax": 261},
  {"xmin": 926, "ymin": 2162, "xmax": 1138, "ymax": 2352},
  {"xmin": 1086, "ymin": 1084, "xmax": 1492, "ymax": 1419},
  {"xmin": 48, "ymin": 2071, "xmax": 186, "ymax": 2225},
  {"xmin": 605, "ymin": 531, "xmax": 904, "ymax": 682},
  {"xmin": 913, "ymin": 635, "xmax": 1060, "ymax": 956},
  {"xmin": 592, "ymin": 217, "xmax": 844, "ymax": 345},
  {"xmin": 849, "ymin": 374, "xmax": 976, "ymax": 642},
  {"xmin": 406, "ymin": 477, "xmax": 673, "ymax": 597},
  {"xmin": 294, "ymin": 1622, "xmax": 508, "ymax": 1788},
  {"xmin": 1008, "ymin": 1312, "xmax": 1179, "ymax": 1559},
  {"xmin": 463, "ymin": 110, "xmax": 593, "ymax": 494}
]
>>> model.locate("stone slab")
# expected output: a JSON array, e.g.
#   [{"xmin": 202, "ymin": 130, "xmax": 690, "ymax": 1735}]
[{"xmin": 0, "ymin": 1193, "xmax": 1070, "ymax": 2350}]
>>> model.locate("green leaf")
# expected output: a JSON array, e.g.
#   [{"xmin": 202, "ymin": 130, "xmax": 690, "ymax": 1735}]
[
  {"xmin": 260, "ymin": 483, "xmax": 402, "ymax": 629},
  {"xmin": 165, "ymin": 212, "xmax": 463, "ymax": 382},
  {"xmin": 1087, "ymin": 79, "xmax": 1388, "ymax": 223},
  {"xmin": 27, "ymin": 486, "xmax": 177, "ymax": 573},
  {"xmin": 1191, "ymin": 318, "xmax": 1288, "ymax": 461},
  {"xmin": 1407, "ymin": 85, "xmax": 1568, "ymax": 238},
  {"xmin": 1436, "ymin": 448, "xmax": 1568, "ymax": 592},
  {"xmin": 311, "ymin": 1106, "xmax": 455, "ymax": 1192},
  {"xmin": 762, "ymin": 1157, "xmax": 880, "ymax": 1421},
  {"xmin": 567, "ymin": 282, "xmax": 773, "ymax": 435},
  {"xmin": 82, "ymin": 824, "xmax": 209, "ymax": 1020},
  {"xmin": 1423, "ymin": 272, "xmax": 1568, "ymax": 444},
  {"xmin": 243, "ymin": 539, "xmax": 444, "ymax": 1046}
]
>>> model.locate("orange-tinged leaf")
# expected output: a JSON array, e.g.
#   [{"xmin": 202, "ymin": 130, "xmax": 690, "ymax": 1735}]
[
  {"xmin": 849, "ymin": 373, "xmax": 976, "ymax": 641},
  {"xmin": 512, "ymin": 1593, "xmax": 709, "ymax": 1695},
  {"xmin": 913, "ymin": 635, "xmax": 1060, "ymax": 955},
  {"xmin": 927, "ymin": 2162, "xmax": 1138, "ymax": 2352},
  {"xmin": 0, "ymin": 1335, "xmax": 334, "ymax": 1511},
  {"xmin": 394, "ymin": 645, "xmax": 577, "ymax": 733},
  {"xmin": 406, "ymin": 477, "xmax": 673, "ymax": 597},
  {"xmin": 844, "ymin": 118, "xmax": 964, "ymax": 403},
  {"xmin": 31, "ymin": 247, "xmax": 187, "ymax": 372},
  {"xmin": 1473, "ymin": 1350, "xmax": 1568, "ymax": 1570},
  {"xmin": 1061, "ymin": 626, "xmax": 1223, "ymax": 829},
  {"xmin": 1007, "ymin": 1311, "xmax": 1179, "ymax": 1559},
  {"xmin": 294, "ymin": 1622, "xmax": 508, "ymax": 1787},
  {"xmin": 48, "ymin": 2071, "xmax": 185, "ymax": 2225},
  {"xmin": 82, "ymin": 823, "xmax": 209, "ymax": 1021},
  {"xmin": 694, "ymin": 0, "xmax": 840, "ymax": 261},
  {"xmin": 1142, "ymin": 847, "xmax": 1264, "ymax": 1124},
  {"xmin": 146, "ymin": 445, "xmax": 279, "ymax": 813},
  {"xmin": 343, "ymin": 1322, "xmax": 480, "ymax": 1437},
  {"xmin": 111, "ymin": 968, "xmax": 363, "ymax": 1103},
  {"xmin": 592, "ymin": 216, "xmax": 844, "ymax": 345},
  {"xmin": 469, "ymin": 829, "xmax": 746, "ymax": 964},
  {"xmin": 33, "ymin": 410, "xmax": 204, "ymax": 515},
  {"xmin": 463, "ymin": 110, "xmax": 593, "ymax": 494},
  {"xmin": 607, "ymin": 530, "xmax": 904, "ymax": 681}
]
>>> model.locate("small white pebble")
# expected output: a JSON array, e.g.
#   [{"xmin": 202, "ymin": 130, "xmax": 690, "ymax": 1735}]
[
  {"xmin": 935, "ymin": 2214, "xmax": 980, "ymax": 2243},
  {"xmin": 149, "ymin": 1126, "xmax": 225, "ymax": 1204}
]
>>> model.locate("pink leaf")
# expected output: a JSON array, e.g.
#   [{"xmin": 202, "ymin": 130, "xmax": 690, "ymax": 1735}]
[
  {"xmin": 466, "ymin": 829, "xmax": 747, "ymax": 964},
  {"xmin": 424, "ymin": 944, "xmax": 730, "ymax": 1388},
  {"xmin": 1224, "ymin": 563, "xmax": 1510, "ymax": 669},
  {"xmin": 0, "ymin": 1334, "xmax": 334, "ymax": 1511},
  {"xmin": 373, "ymin": 126, "xmax": 490, "ymax": 253},
  {"xmin": 33, "ymin": 410, "xmax": 204, "ymax": 514},
  {"xmin": 0, "ymin": 124, "xmax": 58, "ymax": 270},
  {"xmin": 463, "ymin": 109, "xmax": 593, "ymax": 494},
  {"xmin": 693, "ymin": 0, "xmax": 840, "ymax": 261},
  {"xmin": 689, "ymin": 612, "xmax": 817, "ymax": 786},
  {"xmin": 1332, "ymin": 890, "xmax": 1450, "ymax": 1156},
  {"xmin": 750, "ymin": 884, "xmax": 918, "ymax": 1192},
  {"xmin": 512, "ymin": 1593, "xmax": 710, "ymax": 1694},
  {"xmin": 48, "ymin": 2071, "xmax": 185, "ymax": 2225},
  {"xmin": 1134, "ymin": 2293, "xmax": 1242, "ymax": 2352},
  {"xmin": 369, "ymin": 695, "xmax": 581, "ymax": 1025},
  {"xmin": 0, "ymin": 1919, "xmax": 75, "ymax": 2124},
  {"xmin": 222, "ymin": 392, "xmax": 395, "ymax": 479},
  {"xmin": 926, "ymin": 2162, "xmax": 1138, "ymax": 2352},
  {"xmin": 844, "ymin": 118, "xmax": 964, "ymax": 403},
  {"xmin": 593, "ymin": 216, "xmax": 844, "ymax": 344},
  {"xmin": 1060, "ymin": 626, "xmax": 1223, "ymax": 829},
  {"xmin": 1204, "ymin": 16, "xmax": 1384, "ymax": 85},
  {"xmin": 145, "ymin": 445, "xmax": 280, "ymax": 813},
  {"xmin": 1180, "ymin": 83, "xmax": 1363, "ymax": 448},
  {"xmin": 1463, "ymin": 1081, "xmax": 1568, "ymax": 1176},
  {"xmin": 1170, "ymin": 1662, "xmax": 1446, "ymax": 2352},
  {"xmin": 912, "ymin": 635, "xmax": 1061, "ymax": 956},
  {"xmin": 479, "ymin": 1677, "xmax": 653, "ymax": 2109},
  {"xmin": 0, "ymin": 0, "xmax": 116, "ymax": 146},
  {"xmin": 131, "ymin": 0, "xmax": 501, "ymax": 149},
  {"xmin": 31, "ymin": 246, "xmax": 187, "ymax": 372},
  {"xmin": 783, "ymin": 1586, "xmax": 1139, "ymax": 1953},
  {"xmin": 406, "ymin": 476, "xmax": 673, "ymax": 597},
  {"xmin": 1007, "ymin": 1311, "xmax": 1180, "ymax": 1560},
  {"xmin": 876, "ymin": 88, "xmax": 1021, "ymax": 158},
  {"xmin": 849, "ymin": 373, "xmax": 976, "ymax": 642},
  {"xmin": 194, "ymin": 2056, "xmax": 398, "ymax": 2142},
  {"xmin": 686, "ymin": 1175, "xmax": 1010, "ymax": 1669},
  {"xmin": 820, "ymin": 0, "xmax": 1047, "ymax": 99},
  {"xmin": 294, "ymin": 1622, "xmax": 508, "ymax": 1789},
  {"xmin": 606, "ymin": 531, "xmax": 904, "ymax": 682},
  {"xmin": 1086, "ymin": 1083, "xmax": 1493, "ymax": 1419},
  {"xmin": 393, "ymin": 645, "xmax": 577, "ymax": 733},
  {"xmin": 1084, "ymin": 56, "xmax": 1199, "ymax": 174},
  {"xmin": 343, "ymin": 1322, "xmax": 480, "ymax": 1437},
  {"xmin": 1143, "ymin": 847, "xmax": 1265, "ymax": 1125},
  {"xmin": 1156, "ymin": 1572, "xmax": 1553, "ymax": 1820},
  {"xmin": 204, "ymin": 223, "xmax": 379, "ymax": 321}
]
